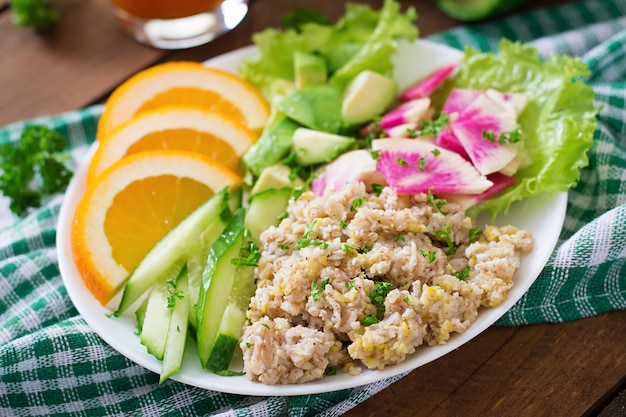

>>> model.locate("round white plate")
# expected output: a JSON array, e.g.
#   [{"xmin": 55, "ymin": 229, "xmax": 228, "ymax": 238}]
[{"xmin": 57, "ymin": 39, "xmax": 567, "ymax": 396}]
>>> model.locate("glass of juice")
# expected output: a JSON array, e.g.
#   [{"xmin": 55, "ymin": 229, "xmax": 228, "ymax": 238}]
[{"xmin": 111, "ymin": 0, "xmax": 248, "ymax": 49}]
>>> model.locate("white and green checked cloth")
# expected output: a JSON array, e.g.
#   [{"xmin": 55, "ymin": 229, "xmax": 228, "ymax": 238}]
[{"xmin": 2, "ymin": 0, "xmax": 626, "ymax": 415}]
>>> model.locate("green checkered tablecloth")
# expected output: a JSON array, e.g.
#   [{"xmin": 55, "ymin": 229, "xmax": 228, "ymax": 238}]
[{"xmin": 2, "ymin": 0, "xmax": 626, "ymax": 415}]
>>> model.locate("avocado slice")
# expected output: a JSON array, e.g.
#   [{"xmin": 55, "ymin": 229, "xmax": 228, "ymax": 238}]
[
  {"xmin": 294, "ymin": 51, "xmax": 327, "ymax": 89},
  {"xmin": 292, "ymin": 127, "xmax": 355, "ymax": 166},
  {"xmin": 242, "ymin": 113, "xmax": 301, "ymax": 176},
  {"xmin": 342, "ymin": 70, "xmax": 397, "ymax": 126},
  {"xmin": 250, "ymin": 163, "xmax": 304, "ymax": 195},
  {"xmin": 276, "ymin": 84, "xmax": 343, "ymax": 134}
]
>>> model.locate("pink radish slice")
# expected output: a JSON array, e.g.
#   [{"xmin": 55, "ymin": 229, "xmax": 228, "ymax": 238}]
[
  {"xmin": 372, "ymin": 138, "xmax": 493, "ymax": 195},
  {"xmin": 398, "ymin": 63, "xmax": 458, "ymax": 101}
]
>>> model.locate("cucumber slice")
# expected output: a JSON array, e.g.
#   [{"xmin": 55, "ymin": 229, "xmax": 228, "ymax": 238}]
[
  {"xmin": 436, "ymin": 0, "xmax": 526, "ymax": 21},
  {"xmin": 196, "ymin": 208, "xmax": 247, "ymax": 368},
  {"xmin": 186, "ymin": 216, "xmax": 229, "ymax": 330},
  {"xmin": 134, "ymin": 296, "xmax": 149, "ymax": 335},
  {"xmin": 245, "ymin": 187, "xmax": 292, "ymax": 243},
  {"xmin": 116, "ymin": 188, "xmax": 232, "ymax": 315},
  {"xmin": 205, "ymin": 263, "xmax": 256, "ymax": 371},
  {"xmin": 159, "ymin": 269, "xmax": 190, "ymax": 383},
  {"xmin": 140, "ymin": 273, "xmax": 180, "ymax": 360}
]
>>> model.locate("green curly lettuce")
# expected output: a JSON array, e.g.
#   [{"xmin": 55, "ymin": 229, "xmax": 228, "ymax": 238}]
[
  {"xmin": 239, "ymin": 0, "xmax": 418, "ymax": 101},
  {"xmin": 446, "ymin": 39, "xmax": 599, "ymax": 218}
]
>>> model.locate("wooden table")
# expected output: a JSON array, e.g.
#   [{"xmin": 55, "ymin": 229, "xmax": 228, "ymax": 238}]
[{"xmin": 2, "ymin": 0, "xmax": 625, "ymax": 415}]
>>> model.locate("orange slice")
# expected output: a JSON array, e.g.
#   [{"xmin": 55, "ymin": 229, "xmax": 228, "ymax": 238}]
[
  {"xmin": 87, "ymin": 106, "xmax": 255, "ymax": 184},
  {"xmin": 97, "ymin": 62, "xmax": 270, "ymax": 140},
  {"xmin": 71, "ymin": 150, "xmax": 240, "ymax": 306}
]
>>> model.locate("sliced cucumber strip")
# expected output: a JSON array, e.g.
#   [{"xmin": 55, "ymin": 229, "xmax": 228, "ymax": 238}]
[
  {"xmin": 245, "ymin": 187, "xmax": 292, "ymax": 243},
  {"xmin": 116, "ymin": 188, "xmax": 232, "ymax": 315},
  {"xmin": 186, "ymin": 216, "xmax": 229, "ymax": 330},
  {"xmin": 196, "ymin": 208, "xmax": 247, "ymax": 368},
  {"xmin": 159, "ymin": 269, "xmax": 190, "ymax": 383},
  {"xmin": 205, "ymin": 263, "xmax": 256, "ymax": 371},
  {"xmin": 134, "ymin": 296, "xmax": 149, "ymax": 335},
  {"xmin": 140, "ymin": 274, "xmax": 179, "ymax": 360}
]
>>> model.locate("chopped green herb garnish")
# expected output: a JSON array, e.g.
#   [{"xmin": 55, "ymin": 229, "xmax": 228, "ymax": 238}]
[
  {"xmin": 296, "ymin": 220, "xmax": 326, "ymax": 249},
  {"xmin": 325, "ymin": 366, "xmax": 337, "ymax": 376},
  {"xmin": 371, "ymin": 183, "xmax": 384, "ymax": 196},
  {"xmin": 369, "ymin": 281, "xmax": 392, "ymax": 307},
  {"xmin": 311, "ymin": 277, "xmax": 330, "ymax": 301},
  {"xmin": 361, "ymin": 314, "xmax": 379, "ymax": 326},
  {"xmin": 363, "ymin": 117, "xmax": 385, "ymax": 147},
  {"xmin": 350, "ymin": 196, "xmax": 366, "ymax": 212},
  {"xmin": 245, "ymin": 342, "xmax": 251, "ymax": 348},
  {"xmin": 397, "ymin": 156, "xmax": 408, "ymax": 166},
  {"xmin": 455, "ymin": 268, "xmax": 471, "ymax": 281},
  {"xmin": 362, "ymin": 242, "xmax": 374, "ymax": 253},
  {"xmin": 395, "ymin": 235, "xmax": 406, "ymax": 242},
  {"xmin": 419, "ymin": 249, "xmax": 437, "ymax": 263},
  {"xmin": 166, "ymin": 279, "xmax": 184, "ymax": 308},
  {"xmin": 370, "ymin": 150, "xmax": 381, "ymax": 160},
  {"xmin": 261, "ymin": 323, "xmax": 270, "ymax": 329},
  {"xmin": 231, "ymin": 241, "xmax": 261, "ymax": 266},
  {"xmin": 403, "ymin": 295, "xmax": 409, "ymax": 303},
  {"xmin": 277, "ymin": 211, "xmax": 289, "ymax": 221},
  {"xmin": 341, "ymin": 242, "xmax": 358, "ymax": 255},
  {"xmin": 427, "ymin": 186, "xmax": 446, "ymax": 214},
  {"xmin": 345, "ymin": 279, "xmax": 356, "ymax": 289},
  {"xmin": 482, "ymin": 126, "xmax": 522, "ymax": 144},
  {"xmin": 435, "ymin": 224, "xmax": 456, "ymax": 256},
  {"xmin": 469, "ymin": 226, "xmax": 483, "ymax": 243},
  {"xmin": 431, "ymin": 148, "xmax": 441, "ymax": 156},
  {"xmin": 407, "ymin": 112, "xmax": 450, "ymax": 137},
  {"xmin": 339, "ymin": 220, "xmax": 348, "ymax": 229},
  {"xmin": 279, "ymin": 243, "xmax": 290, "ymax": 250},
  {"xmin": 417, "ymin": 157, "xmax": 427, "ymax": 171}
]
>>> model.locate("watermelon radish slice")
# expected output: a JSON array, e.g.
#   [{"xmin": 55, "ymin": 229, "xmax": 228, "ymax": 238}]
[
  {"xmin": 439, "ymin": 172, "xmax": 516, "ymax": 210},
  {"xmin": 361, "ymin": 98, "xmax": 432, "ymax": 137},
  {"xmin": 372, "ymin": 138, "xmax": 493, "ymax": 195},
  {"xmin": 485, "ymin": 89, "xmax": 529, "ymax": 118},
  {"xmin": 379, "ymin": 98, "xmax": 431, "ymax": 130},
  {"xmin": 311, "ymin": 149, "xmax": 386, "ymax": 196},
  {"xmin": 441, "ymin": 88, "xmax": 483, "ymax": 118},
  {"xmin": 435, "ymin": 127, "xmax": 469, "ymax": 159},
  {"xmin": 398, "ymin": 63, "xmax": 459, "ymax": 101},
  {"xmin": 438, "ymin": 89, "xmax": 523, "ymax": 175}
]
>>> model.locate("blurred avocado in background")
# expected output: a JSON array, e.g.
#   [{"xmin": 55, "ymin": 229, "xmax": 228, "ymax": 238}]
[{"xmin": 436, "ymin": 0, "xmax": 528, "ymax": 21}]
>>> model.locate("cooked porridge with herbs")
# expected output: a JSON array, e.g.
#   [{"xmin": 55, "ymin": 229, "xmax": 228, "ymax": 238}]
[{"xmin": 240, "ymin": 182, "xmax": 533, "ymax": 385}]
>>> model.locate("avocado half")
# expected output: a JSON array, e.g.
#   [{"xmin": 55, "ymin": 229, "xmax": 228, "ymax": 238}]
[{"xmin": 436, "ymin": 0, "xmax": 527, "ymax": 21}]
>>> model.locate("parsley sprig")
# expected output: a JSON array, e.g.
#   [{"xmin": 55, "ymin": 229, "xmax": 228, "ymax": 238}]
[
  {"xmin": 11, "ymin": 0, "xmax": 59, "ymax": 30},
  {"xmin": 0, "ymin": 125, "xmax": 73, "ymax": 215}
]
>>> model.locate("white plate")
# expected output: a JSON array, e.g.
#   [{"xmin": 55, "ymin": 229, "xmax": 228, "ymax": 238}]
[{"xmin": 57, "ymin": 39, "xmax": 567, "ymax": 396}]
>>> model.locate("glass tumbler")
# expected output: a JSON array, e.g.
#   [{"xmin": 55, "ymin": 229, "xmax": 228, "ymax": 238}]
[{"xmin": 111, "ymin": 0, "xmax": 248, "ymax": 49}]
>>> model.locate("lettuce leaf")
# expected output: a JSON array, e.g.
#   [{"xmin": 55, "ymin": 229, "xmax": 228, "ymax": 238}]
[
  {"xmin": 445, "ymin": 39, "xmax": 598, "ymax": 218},
  {"xmin": 239, "ymin": 0, "xmax": 418, "ymax": 101}
]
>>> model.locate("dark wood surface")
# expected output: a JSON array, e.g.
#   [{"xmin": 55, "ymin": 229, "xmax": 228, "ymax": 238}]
[{"xmin": 3, "ymin": 0, "xmax": 625, "ymax": 416}]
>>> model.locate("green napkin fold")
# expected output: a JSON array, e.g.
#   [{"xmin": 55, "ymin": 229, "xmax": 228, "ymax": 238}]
[{"xmin": 2, "ymin": 0, "xmax": 626, "ymax": 415}]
